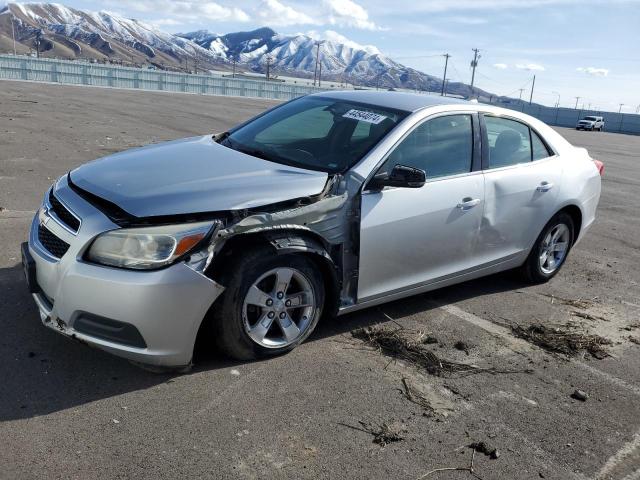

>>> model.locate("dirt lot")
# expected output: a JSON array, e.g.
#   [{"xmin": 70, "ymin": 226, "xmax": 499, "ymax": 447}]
[{"xmin": 1, "ymin": 80, "xmax": 640, "ymax": 480}]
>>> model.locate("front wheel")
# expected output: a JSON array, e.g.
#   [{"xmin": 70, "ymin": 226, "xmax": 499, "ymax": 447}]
[
  {"xmin": 521, "ymin": 212, "xmax": 574, "ymax": 283},
  {"xmin": 212, "ymin": 248, "xmax": 325, "ymax": 360}
]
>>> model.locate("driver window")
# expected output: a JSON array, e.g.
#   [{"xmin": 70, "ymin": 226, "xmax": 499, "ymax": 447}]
[{"xmin": 382, "ymin": 114, "xmax": 473, "ymax": 179}]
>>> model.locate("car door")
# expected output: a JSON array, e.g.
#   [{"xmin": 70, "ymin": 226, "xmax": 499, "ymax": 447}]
[
  {"xmin": 476, "ymin": 114, "xmax": 563, "ymax": 266},
  {"xmin": 358, "ymin": 112, "xmax": 484, "ymax": 302}
]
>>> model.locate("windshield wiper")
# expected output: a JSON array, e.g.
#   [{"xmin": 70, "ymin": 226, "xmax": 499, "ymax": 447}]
[{"xmin": 235, "ymin": 146, "xmax": 276, "ymax": 163}]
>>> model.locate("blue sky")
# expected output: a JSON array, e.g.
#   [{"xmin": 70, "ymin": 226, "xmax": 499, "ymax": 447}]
[{"xmin": 36, "ymin": 0, "xmax": 640, "ymax": 111}]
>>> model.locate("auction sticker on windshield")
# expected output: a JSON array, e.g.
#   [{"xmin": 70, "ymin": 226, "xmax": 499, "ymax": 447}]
[{"xmin": 342, "ymin": 109, "xmax": 388, "ymax": 124}]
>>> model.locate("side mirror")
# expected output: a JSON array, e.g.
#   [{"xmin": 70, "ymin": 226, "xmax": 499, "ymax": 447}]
[{"xmin": 369, "ymin": 164, "xmax": 426, "ymax": 190}]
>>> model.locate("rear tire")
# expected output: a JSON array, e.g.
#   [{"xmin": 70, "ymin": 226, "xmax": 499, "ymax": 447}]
[
  {"xmin": 521, "ymin": 212, "xmax": 574, "ymax": 284},
  {"xmin": 212, "ymin": 247, "xmax": 325, "ymax": 361}
]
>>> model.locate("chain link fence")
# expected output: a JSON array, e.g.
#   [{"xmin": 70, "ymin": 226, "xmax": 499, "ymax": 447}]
[
  {"xmin": 0, "ymin": 54, "xmax": 330, "ymax": 101},
  {"xmin": 489, "ymin": 100, "xmax": 640, "ymax": 135}
]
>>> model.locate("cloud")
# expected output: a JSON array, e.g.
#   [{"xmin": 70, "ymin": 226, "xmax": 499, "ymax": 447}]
[
  {"xmin": 577, "ymin": 66, "xmax": 609, "ymax": 77},
  {"xmin": 257, "ymin": 0, "xmax": 316, "ymax": 26},
  {"xmin": 148, "ymin": 18, "xmax": 181, "ymax": 27},
  {"xmin": 306, "ymin": 29, "xmax": 381, "ymax": 55},
  {"xmin": 106, "ymin": 0, "xmax": 383, "ymax": 30},
  {"xmin": 399, "ymin": 0, "xmax": 639, "ymax": 13},
  {"xmin": 106, "ymin": 1, "xmax": 250, "ymax": 24},
  {"xmin": 446, "ymin": 16, "xmax": 488, "ymax": 24},
  {"xmin": 323, "ymin": 0, "xmax": 379, "ymax": 30},
  {"xmin": 492, "ymin": 63, "xmax": 508, "ymax": 69},
  {"xmin": 516, "ymin": 63, "xmax": 545, "ymax": 71}
]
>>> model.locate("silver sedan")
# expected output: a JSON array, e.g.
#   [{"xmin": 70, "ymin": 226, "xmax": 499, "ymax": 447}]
[{"xmin": 23, "ymin": 91, "xmax": 602, "ymax": 368}]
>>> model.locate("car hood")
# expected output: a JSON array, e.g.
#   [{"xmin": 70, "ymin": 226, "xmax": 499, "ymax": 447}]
[{"xmin": 70, "ymin": 135, "xmax": 329, "ymax": 218}]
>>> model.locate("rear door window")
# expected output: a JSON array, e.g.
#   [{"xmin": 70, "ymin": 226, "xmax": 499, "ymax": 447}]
[{"xmin": 484, "ymin": 116, "xmax": 532, "ymax": 168}]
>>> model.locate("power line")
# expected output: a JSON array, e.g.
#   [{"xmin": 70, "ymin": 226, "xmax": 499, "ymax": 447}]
[
  {"xmin": 394, "ymin": 54, "xmax": 445, "ymax": 60},
  {"xmin": 447, "ymin": 60, "xmax": 464, "ymax": 83}
]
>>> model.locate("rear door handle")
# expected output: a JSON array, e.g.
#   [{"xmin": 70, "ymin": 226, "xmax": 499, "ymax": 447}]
[
  {"xmin": 457, "ymin": 197, "xmax": 481, "ymax": 210},
  {"xmin": 536, "ymin": 181, "xmax": 554, "ymax": 192}
]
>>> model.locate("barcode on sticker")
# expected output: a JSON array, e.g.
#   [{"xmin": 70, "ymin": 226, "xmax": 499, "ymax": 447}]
[{"xmin": 342, "ymin": 109, "xmax": 388, "ymax": 124}]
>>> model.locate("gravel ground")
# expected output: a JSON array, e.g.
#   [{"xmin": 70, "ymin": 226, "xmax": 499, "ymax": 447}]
[{"xmin": 1, "ymin": 80, "xmax": 640, "ymax": 480}]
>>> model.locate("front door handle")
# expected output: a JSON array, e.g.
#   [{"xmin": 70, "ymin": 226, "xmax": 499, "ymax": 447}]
[
  {"xmin": 457, "ymin": 197, "xmax": 481, "ymax": 210},
  {"xmin": 536, "ymin": 181, "xmax": 554, "ymax": 192}
]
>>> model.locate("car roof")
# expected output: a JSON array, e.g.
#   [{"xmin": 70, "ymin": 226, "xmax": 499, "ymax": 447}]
[{"xmin": 310, "ymin": 90, "xmax": 471, "ymax": 113}]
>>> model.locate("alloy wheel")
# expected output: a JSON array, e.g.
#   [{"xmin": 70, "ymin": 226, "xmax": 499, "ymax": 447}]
[
  {"xmin": 242, "ymin": 267, "xmax": 316, "ymax": 348},
  {"xmin": 539, "ymin": 223, "xmax": 570, "ymax": 275}
]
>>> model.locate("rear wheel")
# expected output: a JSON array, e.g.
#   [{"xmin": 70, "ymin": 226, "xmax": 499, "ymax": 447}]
[
  {"xmin": 521, "ymin": 212, "xmax": 574, "ymax": 283},
  {"xmin": 212, "ymin": 248, "xmax": 325, "ymax": 360}
]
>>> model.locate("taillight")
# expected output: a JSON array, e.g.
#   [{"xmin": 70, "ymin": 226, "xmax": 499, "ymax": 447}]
[{"xmin": 593, "ymin": 159, "xmax": 604, "ymax": 176}]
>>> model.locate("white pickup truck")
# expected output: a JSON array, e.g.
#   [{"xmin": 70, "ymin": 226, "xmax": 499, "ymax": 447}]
[{"xmin": 576, "ymin": 116, "xmax": 604, "ymax": 131}]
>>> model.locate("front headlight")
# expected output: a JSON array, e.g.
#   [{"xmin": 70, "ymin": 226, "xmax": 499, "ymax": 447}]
[{"xmin": 86, "ymin": 220, "xmax": 220, "ymax": 270}]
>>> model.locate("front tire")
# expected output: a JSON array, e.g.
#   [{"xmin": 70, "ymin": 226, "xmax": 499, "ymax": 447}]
[
  {"xmin": 521, "ymin": 212, "xmax": 574, "ymax": 284},
  {"xmin": 212, "ymin": 248, "xmax": 325, "ymax": 360}
]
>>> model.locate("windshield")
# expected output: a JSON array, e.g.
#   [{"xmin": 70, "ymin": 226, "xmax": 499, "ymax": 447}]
[
  {"xmin": 220, "ymin": 96, "xmax": 409, "ymax": 173},
  {"xmin": 583, "ymin": 116, "xmax": 598, "ymax": 121}
]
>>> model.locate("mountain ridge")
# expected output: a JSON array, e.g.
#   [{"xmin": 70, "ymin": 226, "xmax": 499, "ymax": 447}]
[{"xmin": 0, "ymin": 2, "xmax": 494, "ymax": 98}]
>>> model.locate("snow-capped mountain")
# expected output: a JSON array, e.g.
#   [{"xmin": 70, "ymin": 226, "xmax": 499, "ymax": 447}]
[
  {"xmin": 0, "ymin": 2, "xmax": 491, "ymax": 96},
  {"xmin": 180, "ymin": 27, "xmax": 450, "ymax": 92},
  {"xmin": 0, "ymin": 2, "xmax": 218, "ymax": 70}
]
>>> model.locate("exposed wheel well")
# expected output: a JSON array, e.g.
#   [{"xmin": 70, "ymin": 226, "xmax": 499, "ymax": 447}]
[
  {"xmin": 558, "ymin": 205, "xmax": 582, "ymax": 244},
  {"xmin": 192, "ymin": 230, "xmax": 341, "ymax": 361}
]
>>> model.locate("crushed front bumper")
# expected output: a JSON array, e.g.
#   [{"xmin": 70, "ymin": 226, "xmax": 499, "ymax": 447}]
[{"xmin": 25, "ymin": 176, "xmax": 224, "ymax": 367}]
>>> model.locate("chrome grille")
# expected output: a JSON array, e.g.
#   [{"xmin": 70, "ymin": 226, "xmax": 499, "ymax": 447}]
[{"xmin": 49, "ymin": 191, "xmax": 80, "ymax": 232}]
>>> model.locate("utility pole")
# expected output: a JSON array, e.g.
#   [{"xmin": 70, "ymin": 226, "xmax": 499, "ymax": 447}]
[
  {"xmin": 265, "ymin": 55, "xmax": 272, "ymax": 81},
  {"xmin": 441, "ymin": 53, "xmax": 450, "ymax": 96},
  {"xmin": 470, "ymin": 48, "xmax": 480, "ymax": 91},
  {"xmin": 11, "ymin": 15, "xmax": 17, "ymax": 56},
  {"xmin": 574, "ymin": 96, "xmax": 580, "ymax": 109},
  {"xmin": 518, "ymin": 88, "xmax": 525, "ymax": 102},
  {"xmin": 529, "ymin": 74, "xmax": 536, "ymax": 104},
  {"xmin": 618, "ymin": 103, "xmax": 624, "ymax": 113},
  {"xmin": 35, "ymin": 30, "xmax": 42, "ymax": 58},
  {"xmin": 232, "ymin": 57, "xmax": 237, "ymax": 78},
  {"xmin": 552, "ymin": 91, "xmax": 560, "ymax": 108},
  {"xmin": 313, "ymin": 41, "xmax": 324, "ymax": 86},
  {"xmin": 318, "ymin": 58, "xmax": 322, "ymax": 87}
]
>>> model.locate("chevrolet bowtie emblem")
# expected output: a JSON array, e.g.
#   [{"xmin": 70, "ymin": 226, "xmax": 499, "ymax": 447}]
[{"xmin": 39, "ymin": 206, "xmax": 51, "ymax": 227}]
